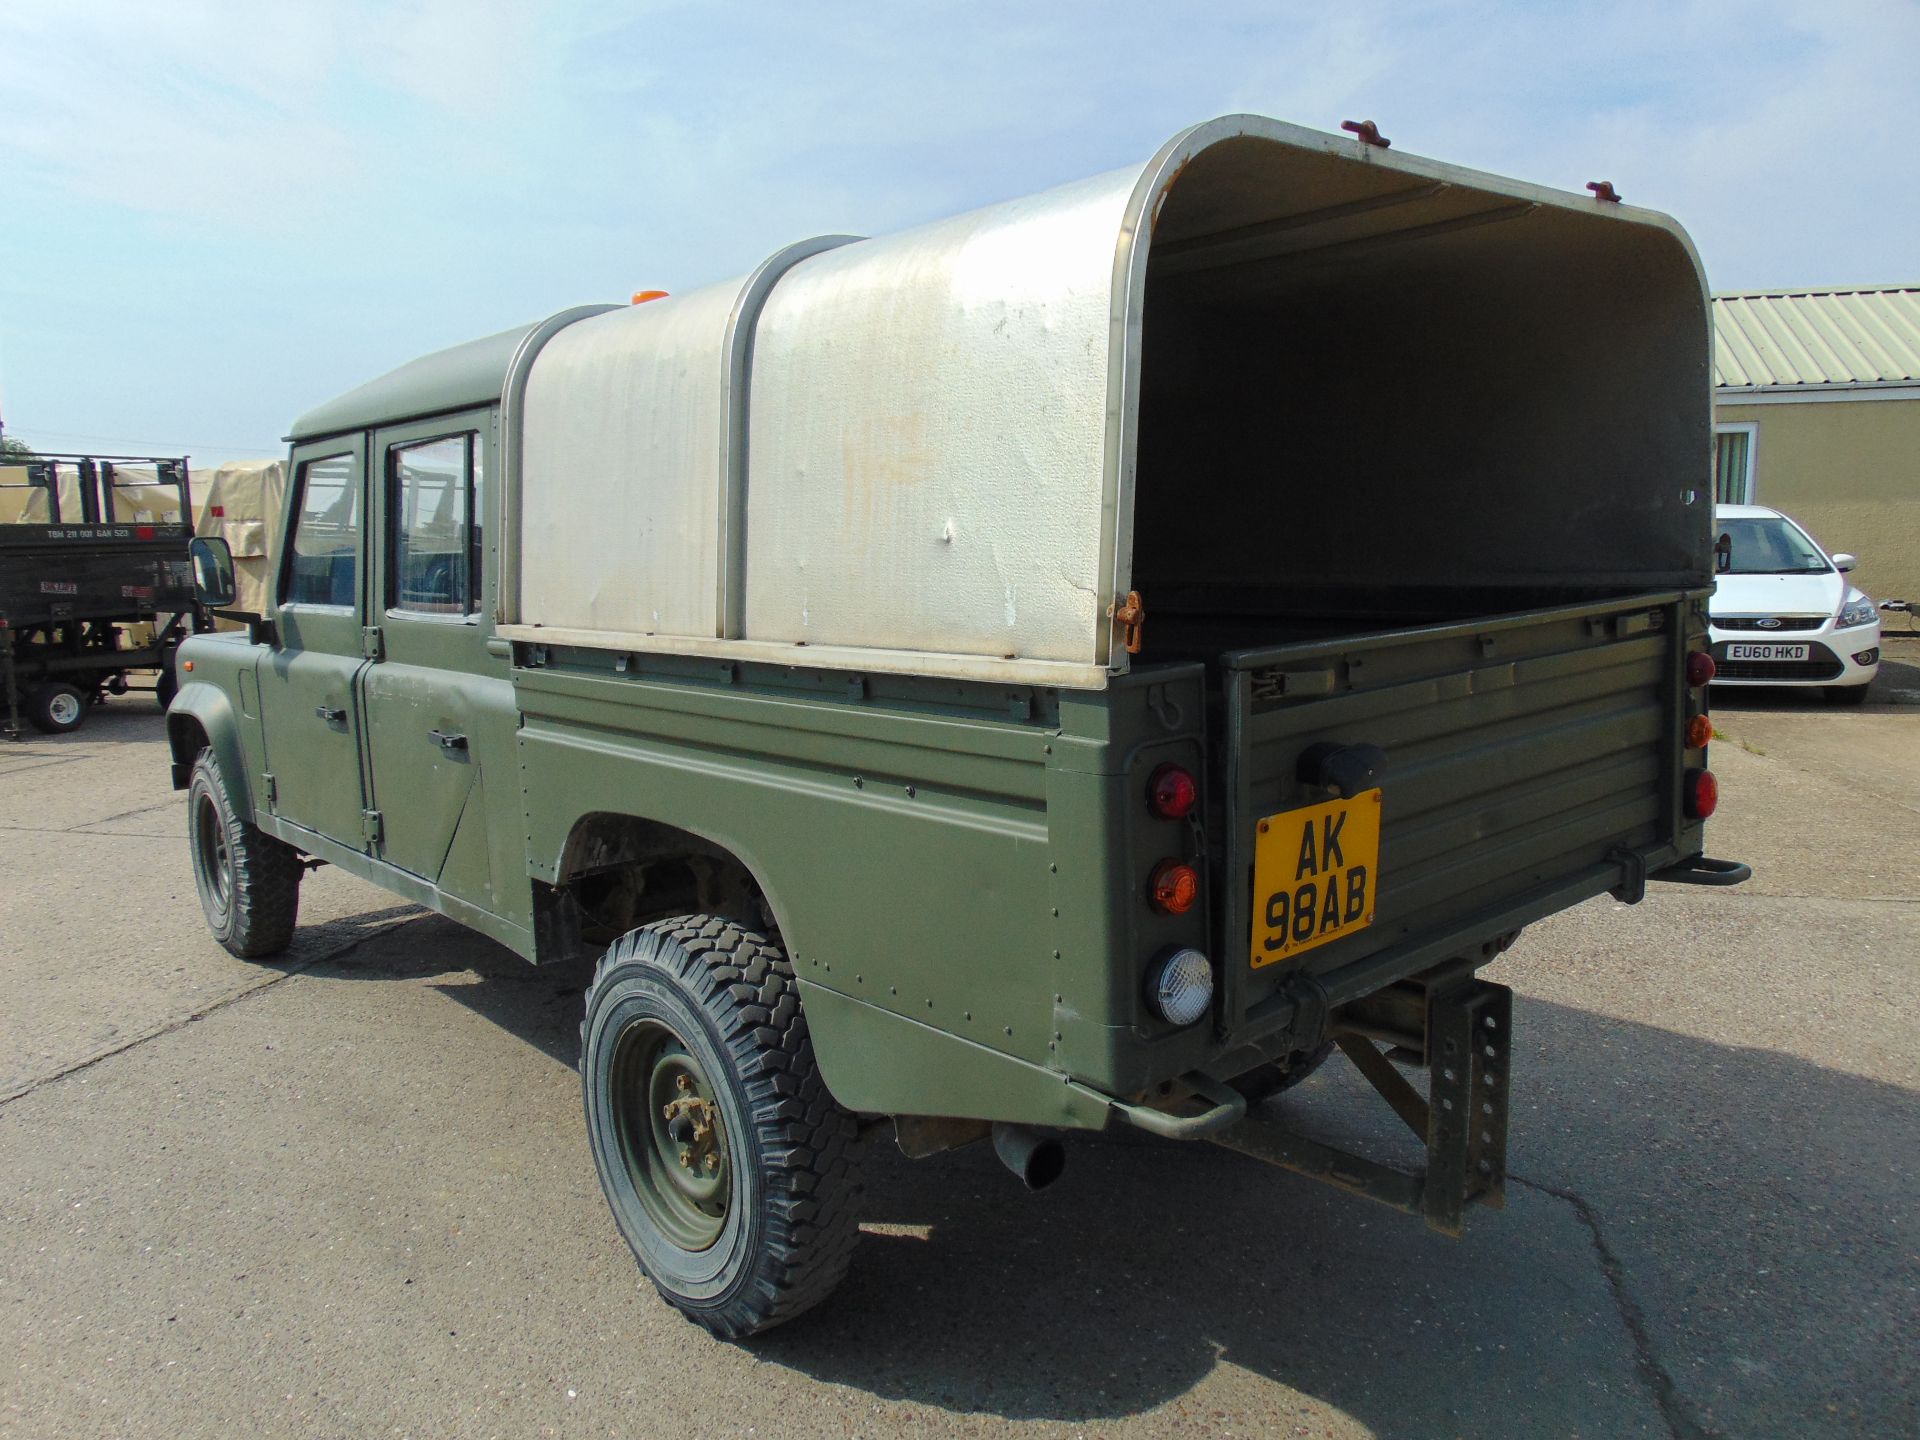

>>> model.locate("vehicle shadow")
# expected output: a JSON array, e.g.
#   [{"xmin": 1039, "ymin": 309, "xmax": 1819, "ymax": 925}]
[{"xmin": 386, "ymin": 918, "xmax": 1917, "ymax": 1438}]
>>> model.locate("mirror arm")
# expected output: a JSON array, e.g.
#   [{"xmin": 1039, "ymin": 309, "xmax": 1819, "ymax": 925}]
[{"xmin": 210, "ymin": 609, "xmax": 278, "ymax": 647}]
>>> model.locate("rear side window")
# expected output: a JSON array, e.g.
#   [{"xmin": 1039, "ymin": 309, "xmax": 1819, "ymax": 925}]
[
  {"xmin": 285, "ymin": 454, "xmax": 359, "ymax": 607},
  {"xmin": 390, "ymin": 433, "xmax": 480, "ymax": 615}
]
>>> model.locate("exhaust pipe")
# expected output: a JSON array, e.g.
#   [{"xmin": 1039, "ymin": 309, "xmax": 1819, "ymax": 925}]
[{"xmin": 991, "ymin": 1122, "xmax": 1066, "ymax": 1191}]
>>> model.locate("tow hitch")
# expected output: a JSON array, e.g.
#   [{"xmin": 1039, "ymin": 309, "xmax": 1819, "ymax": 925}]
[{"xmin": 1208, "ymin": 963, "xmax": 1511, "ymax": 1237}]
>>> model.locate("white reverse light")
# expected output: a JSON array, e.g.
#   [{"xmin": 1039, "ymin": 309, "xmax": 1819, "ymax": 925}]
[{"xmin": 1148, "ymin": 947, "xmax": 1214, "ymax": 1026}]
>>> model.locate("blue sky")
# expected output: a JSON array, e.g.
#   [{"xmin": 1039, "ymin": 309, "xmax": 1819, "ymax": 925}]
[{"xmin": 2, "ymin": 0, "xmax": 1916, "ymax": 468}]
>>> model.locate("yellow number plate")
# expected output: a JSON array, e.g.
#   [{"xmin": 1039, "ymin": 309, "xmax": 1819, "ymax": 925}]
[{"xmin": 1249, "ymin": 789, "xmax": 1382, "ymax": 968}]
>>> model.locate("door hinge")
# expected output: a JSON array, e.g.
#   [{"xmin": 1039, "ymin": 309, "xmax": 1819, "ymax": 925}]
[
  {"xmin": 361, "ymin": 808, "xmax": 384, "ymax": 847},
  {"xmin": 263, "ymin": 772, "xmax": 277, "ymax": 808},
  {"xmin": 362, "ymin": 625, "xmax": 385, "ymax": 660}
]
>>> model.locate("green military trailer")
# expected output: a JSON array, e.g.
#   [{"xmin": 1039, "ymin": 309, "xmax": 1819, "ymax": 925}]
[{"xmin": 171, "ymin": 114, "xmax": 1747, "ymax": 1337}]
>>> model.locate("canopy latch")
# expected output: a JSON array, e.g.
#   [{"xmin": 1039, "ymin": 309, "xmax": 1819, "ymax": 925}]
[
  {"xmin": 1341, "ymin": 119, "xmax": 1391, "ymax": 149},
  {"xmin": 1109, "ymin": 590, "xmax": 1147, "ymax": 655},
  {"xmin": 1585, "ymin": 180, "xmax": 1622, "ymax": 203}
]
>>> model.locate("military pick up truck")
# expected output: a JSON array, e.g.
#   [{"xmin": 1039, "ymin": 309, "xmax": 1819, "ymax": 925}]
[{"xmin": 170, "ymin": 114, "xmax": 1748, "ymax": 1337}]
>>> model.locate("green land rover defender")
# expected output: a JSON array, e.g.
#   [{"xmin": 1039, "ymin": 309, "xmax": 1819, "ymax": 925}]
[{"xmin": 170, "ymin": 115, "xmax": 1746, "ymax": 1336}]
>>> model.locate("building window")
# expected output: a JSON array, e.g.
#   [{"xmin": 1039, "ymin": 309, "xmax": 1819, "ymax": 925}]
[
  {"xmin": 1713, "ymin": 423, "xmax": 1756, "ymax": 505},
  {"xmin": 390, "ymin": 433, "xmax": 480, "ymax": 615}
]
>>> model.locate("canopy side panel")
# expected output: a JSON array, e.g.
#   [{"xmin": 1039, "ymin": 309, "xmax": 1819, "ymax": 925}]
[
  {"xmin": 519, "ymin": 283, "xmax": 742, "ymax": 639},
  {"xmin": 741, "ymin": 168, "xmax": 1140, "ymax": 666}
]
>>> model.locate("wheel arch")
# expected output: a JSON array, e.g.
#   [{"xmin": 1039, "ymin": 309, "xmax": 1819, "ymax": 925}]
[
  {"xmin": 165, "ymin": 681, "xmax": 251, "ymax": 813},
  {"xmin": 536, "ymin": 809, "xmax": 794, "ymax": 964}
]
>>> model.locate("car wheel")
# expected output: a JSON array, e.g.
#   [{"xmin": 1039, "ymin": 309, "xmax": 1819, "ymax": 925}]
[
  {"xmin": 581, "ymin": 916, "xmax": 864, "ymax": 1338},
  {"xmin": 1827, "ymin": 684, "xmax": 1871, "ymax": 706},
  {"xmin": 188, "ymin": 747, "xmax": 302, "ymax": 957},
  {"xmin": 24, "ymin": 682, "xmax": 87, "ymax": 734}
]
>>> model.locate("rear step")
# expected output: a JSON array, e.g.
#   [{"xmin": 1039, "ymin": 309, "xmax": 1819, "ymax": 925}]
[{"xmin": 1209, "ymin": 963, "xmax": 1511, "ymax": 1237}]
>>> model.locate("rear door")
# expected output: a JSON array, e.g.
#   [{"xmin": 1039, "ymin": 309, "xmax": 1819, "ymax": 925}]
[
  {"xmin": 256, "ymin": 441, "xmax": 372, "ymax": 847},
  {"xmin": 358, "ymin": 411, "xmax": 516, "ymax": 914}
]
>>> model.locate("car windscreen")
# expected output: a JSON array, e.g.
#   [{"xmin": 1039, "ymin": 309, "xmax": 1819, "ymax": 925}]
[{"xmin": 1716, "ymin": 517, "xmax": 1831, "ymax": 575}]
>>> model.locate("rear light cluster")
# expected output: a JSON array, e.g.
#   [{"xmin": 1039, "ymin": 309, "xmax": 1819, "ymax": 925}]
[
  {"xmin": 1685, "ymin": 768, "xmax": 1718, "ymax": 819},
  {"xmin": 1148, "ymin": 859, "xmax": 1199, "ymax": 915},
  {"xmin": 1147, "ymin": 763, "xmax": 1196, "ymax": 819},
  {"xmin": 1687, "ymin": 713, "xmax": 1714, "ymax": 750},
  {"xmin": 1686, "ymin": 651, "xmax": 1717, "ymax": 687}
]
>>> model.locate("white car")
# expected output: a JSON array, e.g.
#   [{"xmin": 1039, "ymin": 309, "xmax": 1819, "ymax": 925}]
[{"xmin": 1709, "ymin": 504, "xmax": 1881, "ymax": 703}]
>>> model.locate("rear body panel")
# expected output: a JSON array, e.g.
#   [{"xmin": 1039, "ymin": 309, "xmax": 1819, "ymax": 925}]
[{"xmin": 1217, "ymin": 592, "xmax": 1706, "ymax": 1047}]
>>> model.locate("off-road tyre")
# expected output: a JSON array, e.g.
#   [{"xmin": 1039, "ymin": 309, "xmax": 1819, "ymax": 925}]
[
  {"xmin": 187, "ymin": 746, "xmax": 301, "ymax": 958},
  {"xmin": 1229, "ymin": 1039, "xmax": 1336, "ymax": 1105},
  {"xmin": 1827, "ymin": 684, "xmax": 1871, "ymax": 706},
  {"xmin": 580, "ymin": 916, "xmax": 863, "ymax": 1338},
  {"xmin": 25, "ymin": 682, "xmax": 87, "ymax": 734}
]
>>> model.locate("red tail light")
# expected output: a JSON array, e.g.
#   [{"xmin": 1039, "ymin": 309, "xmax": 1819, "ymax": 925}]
[
  {"xmin": 1148, "ymin": 859, "xmax": 1199, "ymax": 914},
  {"xmin": 1685, "ymin": 768, "xmax": 1718, "ymax": 819},
  {"xmin": 1147, "ymin": 764, "xmax": 1197, "ymax": 820},
  {"xmin": 1686, "ymin": 651, "xmax": 1716, "ymax": 686}
]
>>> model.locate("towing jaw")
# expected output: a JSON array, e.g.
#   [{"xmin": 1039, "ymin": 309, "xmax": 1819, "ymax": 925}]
[{"xmin": 1207, "ymin": 964, "xmax": 1512, "ymax": 1237}]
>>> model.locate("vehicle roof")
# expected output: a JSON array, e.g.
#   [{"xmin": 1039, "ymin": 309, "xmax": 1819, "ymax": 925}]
[
  {"xmin": 1713, "ymin": 503, "xmax": 1785, "ymax": 520},
  {"xmin": 287, "ymin": 321, "xmax": 539, "ymax": 442}
]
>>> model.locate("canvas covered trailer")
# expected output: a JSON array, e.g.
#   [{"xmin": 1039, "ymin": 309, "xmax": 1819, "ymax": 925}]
[{"xmin": 461, "ymin": 114, "xmax": 1712, "ymax": 683}]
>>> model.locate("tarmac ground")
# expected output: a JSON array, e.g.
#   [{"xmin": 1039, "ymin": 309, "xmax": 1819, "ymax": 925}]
[{"xmin": 2, "ymin": 638, "xmax": 1916, "ymax": 1438}]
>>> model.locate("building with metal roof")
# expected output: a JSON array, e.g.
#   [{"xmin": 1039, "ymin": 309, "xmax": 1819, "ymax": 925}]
[{"xmin": 1713, "ymin": 286, "xmax": 1920, "ymax": 611}]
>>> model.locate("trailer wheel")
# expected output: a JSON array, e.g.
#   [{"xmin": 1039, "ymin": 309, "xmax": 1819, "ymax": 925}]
[
  {"xmin": 581, "ymin": 916, "xmax": 864, "ymax": 1338},
  {"xmin": 1230, "ymin": 1039, "xmax": 1336, "ymax": 1104},
  {"xmin": 187, "ymin": 747, "xmax": 301, "ymax": 958},
  {"xmin": 24, "ymin": 682, "xmax": 87, "ymax": 735}
]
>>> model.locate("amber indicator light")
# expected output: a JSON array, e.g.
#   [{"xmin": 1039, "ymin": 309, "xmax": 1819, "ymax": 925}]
[
  {"xmin": 1686, "ymin": 713, "xmax": 1713, "ymax": 749},
  {"xmin": 1148, "ymin": 859, "xmax": 1199, "ymax": 914}
]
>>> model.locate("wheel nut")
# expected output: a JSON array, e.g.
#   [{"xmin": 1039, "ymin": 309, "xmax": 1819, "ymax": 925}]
[{"xmin": 704, "ymin": 1153, "xmax": 719, "ymax": 1172}]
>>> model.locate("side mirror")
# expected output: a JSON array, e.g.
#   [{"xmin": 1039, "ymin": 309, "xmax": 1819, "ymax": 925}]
[
  {"xmin": 1831, "ymin": 552, "xmax": 1857, "ymax": 573},
  {"xmin": 188, "ymin": 536, "xmax": 237, "ymax": 606}
]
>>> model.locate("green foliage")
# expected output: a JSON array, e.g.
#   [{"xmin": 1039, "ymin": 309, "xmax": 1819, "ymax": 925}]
[{"xmin": 0, "ymin": 436, "xmax": 38, "ymax": 462}]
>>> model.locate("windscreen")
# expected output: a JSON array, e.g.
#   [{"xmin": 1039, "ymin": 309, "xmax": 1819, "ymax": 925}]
[{"xmin": 1716, "ymin": 516, "xmax": 1830, "ymax": 575}]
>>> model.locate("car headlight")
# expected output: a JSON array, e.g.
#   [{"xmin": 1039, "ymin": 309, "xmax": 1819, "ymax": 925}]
[{"xmin": 1839, "ymin": 597, "xmax": 1877, "ymax": 628}]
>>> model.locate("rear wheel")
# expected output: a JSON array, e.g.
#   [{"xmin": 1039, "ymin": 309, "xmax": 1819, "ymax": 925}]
[
  {"xmin": 24, "ymin": 682, "xmax": 86, "ymax": 734},
  {"xmin": 188, "ymin": 747, "xmax": 301, "ymax": 957},
  {"xmin": 581, "ymin": 916, "xmax": 863, "ymax": 1338}
]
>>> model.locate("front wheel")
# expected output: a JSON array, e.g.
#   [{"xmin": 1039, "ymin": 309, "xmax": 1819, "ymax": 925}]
[
  {"xmin": 188, "ymin": 747, "xmax": 301, "ymax": 957},
  {"xmin": 580, "ymin": 917, "xmax": 863, "ymax": 1338}
]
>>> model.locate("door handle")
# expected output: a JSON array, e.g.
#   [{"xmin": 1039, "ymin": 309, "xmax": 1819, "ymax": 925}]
[
  {"xmin": 314, "ymin": 705, "xmax": 347, "ymax": 724},
  {"xmin": 430, "ymin": 729, "xmax": 468, "ymax": 752}
]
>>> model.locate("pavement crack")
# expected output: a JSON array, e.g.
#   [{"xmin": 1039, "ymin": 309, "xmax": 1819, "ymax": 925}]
[
  {"xmin": 0, "ymin": 917, "xmax": 421, "ymax": 1108},
  {"xmin": 1510, "ymin": 1173, "xmax": 1715, "ymax": 1440}
]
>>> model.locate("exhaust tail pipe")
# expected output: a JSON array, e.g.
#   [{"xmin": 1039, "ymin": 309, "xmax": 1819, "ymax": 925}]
[{"xmin": 991, "ymin": 1122, "xmax": 1066, "ymax": 1191}]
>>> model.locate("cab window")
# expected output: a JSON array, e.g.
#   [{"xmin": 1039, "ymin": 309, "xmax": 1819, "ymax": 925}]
[
  {"xmin": 390, "ymin": 433, "xmax": 480, "ymax": 616},
  {"xmin": 285, "ymin": 454, "xmax": 360, "ymax": 607}
]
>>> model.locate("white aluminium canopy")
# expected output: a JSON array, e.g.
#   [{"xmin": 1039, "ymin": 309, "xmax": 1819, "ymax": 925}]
[{"xmin": 500, "ymin": 114, "xmax": 1709, "ymax": 688}]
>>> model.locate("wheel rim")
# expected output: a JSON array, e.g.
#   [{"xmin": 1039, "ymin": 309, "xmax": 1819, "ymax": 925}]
[
  {"xmin": 193, "ymin": 791, "xmax": 232, "ymax": 916},
  {"xmin": 47, "ymin": 691, "xmax": 81, "ymax": 726},
  {"xmin": 609, "ymin": 1018, "xmax": 731, "ymax": 1251}
]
